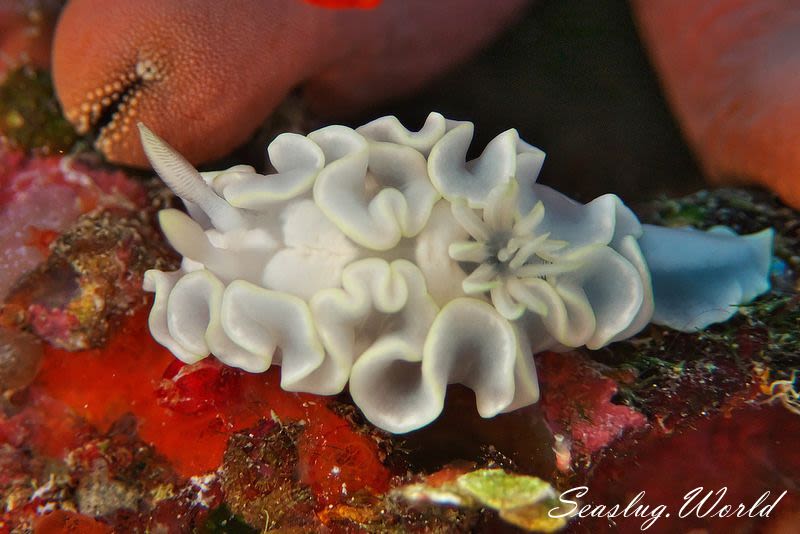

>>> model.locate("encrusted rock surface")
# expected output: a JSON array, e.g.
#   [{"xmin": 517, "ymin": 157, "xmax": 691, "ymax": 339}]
[
  {"xmin": 1, "ymin": 183, "xmax": 793, "ymax": 533},
  {"xmin": 0, "ymin": 64, "xmax": 798, "ymax": 532},
  {"xmin": 2, "ymin": 207, "xmax": 176, "ymax": 350},
  {"xmin": 0, "ymin": 327, "xmax": 42, "ymax": 391}
]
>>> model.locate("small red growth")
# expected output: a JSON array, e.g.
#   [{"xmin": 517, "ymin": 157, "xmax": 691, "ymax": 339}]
[
  {"xmin": 537, "ymin": 351, "xmax": 647, "ymax": 456},
  {"xmin": 421, "ymin": 464, "xmax": 474, "ymax": 487},
  {"xmin": 33, "ymin": 510, "xmax": 112, "ymax": 534},
  {"xmin": 156, "ymin": 358, "xmax": 240, "ymax": 415},
  {"xmin": 32, "ymin": 304, "xmax": 390, "ymax": 505},
  {"xmin": 302, "ymin": 0, "xmax": 381, "ymax": 8},
  {"xmin": 24, "ymin": 227, "xmax": 60, "ymax": 256}
]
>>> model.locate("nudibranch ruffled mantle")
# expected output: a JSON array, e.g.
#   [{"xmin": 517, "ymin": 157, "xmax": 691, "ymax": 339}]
[{"xmin": 138, "ymin": 113, "xmax": 773, "ymax": 433}]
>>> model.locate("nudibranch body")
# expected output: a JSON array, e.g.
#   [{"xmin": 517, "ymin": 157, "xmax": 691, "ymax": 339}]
[{"xmin": 140, "ymin": 113, "xmax": 773, "ymax": 433}]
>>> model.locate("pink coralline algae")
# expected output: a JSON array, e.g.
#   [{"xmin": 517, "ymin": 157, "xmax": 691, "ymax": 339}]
[
  {"xmin": 2, "ymin": 207, "xmax": 176, "ymax": 350},
  {"xmin": 537, "ymin": 351, "xmax": 647, "ymax": 458},
  {"xmin": 0, "ymin": 147, "xmax": 146, "ymax": 300}
]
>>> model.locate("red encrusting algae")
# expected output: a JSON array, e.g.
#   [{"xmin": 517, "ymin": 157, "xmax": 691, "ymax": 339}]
[
  {"xmin": 32, "ymin": 510, "xmax": 113, "ymax": 534},
  {"xmin": 0, "ymin": 387, "xmax": 94, "ymax": 459},
  {"xmin": 23, "ymin": 227, "xmax": 60, "ymax": 257},
  {"xmin": 30, "ymin": 306, "xmax": 390, "ymax": 504},
  {"xmin": 575, "ymin": 405, "xmax": 800, "ymax": 533},
  {"xmin": 297, "ymin": 406, "xmax": 391, "ymax": 506}
]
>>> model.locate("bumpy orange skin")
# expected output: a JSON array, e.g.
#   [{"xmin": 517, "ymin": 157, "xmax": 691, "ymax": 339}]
[
  {"xmin": 52, "ymin": 0, "xmax": 528, "ymax": 167},
  {"xmin": 52, "ymin": 0, "xmax": 332, "ymax": 167},
  {"xmin": 633, "ymin": 0, "xmax": 800, "ymax": 208}
]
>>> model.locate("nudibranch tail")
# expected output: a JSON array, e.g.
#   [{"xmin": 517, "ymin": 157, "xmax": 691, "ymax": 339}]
[
  {"xmin": 639, "ymin": 224, "xmax": 774, "ymax": 331},
  {"xmin": 139, "ymin": 112, "xmax": 774, "ymax": 434}
]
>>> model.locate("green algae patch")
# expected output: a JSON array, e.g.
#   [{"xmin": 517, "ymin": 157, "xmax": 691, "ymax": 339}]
[
  {"xmin": 457, "ymin": 469, "xmax": 566, "ymax": 532},
  {"xmin": 457, "ymin": 468, "xmax": 555, "ymax": 510},
  {"xmin": 393, "ymin": 467, "xmax": 567, "ymax": 532},
  {"xmin": 0, "ymin": 67, "xmax": 78, "ymax": 153}
]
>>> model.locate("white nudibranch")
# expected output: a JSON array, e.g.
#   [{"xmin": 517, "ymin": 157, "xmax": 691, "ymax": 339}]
[{"xmin": 138, "ymin": 113, "xmax": 774, "ymax": 434}]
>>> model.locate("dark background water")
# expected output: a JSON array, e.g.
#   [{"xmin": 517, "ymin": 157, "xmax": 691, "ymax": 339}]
[{"xmin": 357, "ymin": 0, "xmax": 705, "ymax": 203}]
